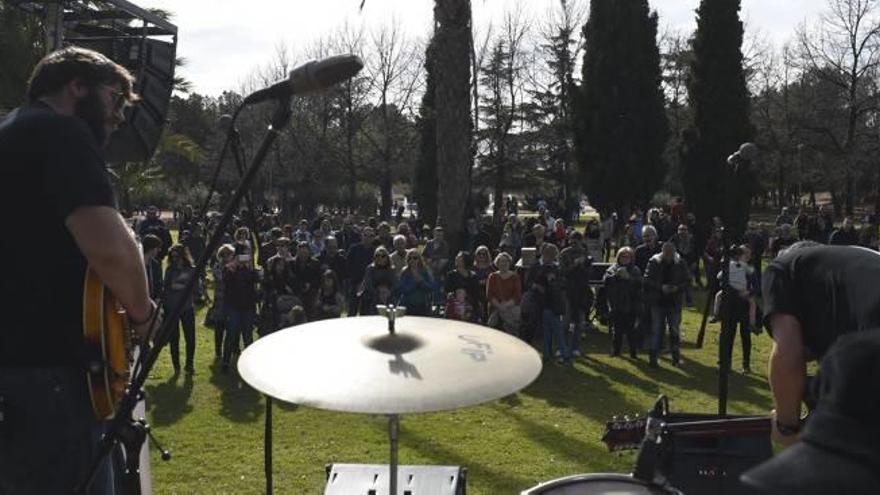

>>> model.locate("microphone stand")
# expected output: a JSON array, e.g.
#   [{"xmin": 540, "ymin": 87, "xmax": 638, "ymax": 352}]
[
  {"xmin": 76, "ymin": 96, "xmax": 293, "ymax": 494},
  {"xmin": 717, "ymin": 226, "xmax": 734, "ymax": 416},
  {"xmin": 717, "ymin": 147, "xmax": 754, "ymax": 416}
]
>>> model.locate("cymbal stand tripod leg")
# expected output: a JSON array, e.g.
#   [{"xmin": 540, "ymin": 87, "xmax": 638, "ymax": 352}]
[{"xmin": 389, "ymin": 414, "xmax": 399, "ymax": 495}]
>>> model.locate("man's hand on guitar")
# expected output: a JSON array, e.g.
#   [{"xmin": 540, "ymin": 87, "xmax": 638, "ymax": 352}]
[{"xmin": 771, "ymin": 409, "xmax": 801, "ymax": 448}]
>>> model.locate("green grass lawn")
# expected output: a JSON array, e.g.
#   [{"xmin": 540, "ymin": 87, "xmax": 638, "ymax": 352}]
[{"xmin": 145, "ymin": 289, "xmax": 773, "ymax": 494}]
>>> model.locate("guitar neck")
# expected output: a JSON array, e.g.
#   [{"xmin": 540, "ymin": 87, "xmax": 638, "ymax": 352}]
[{"xmin": 664, "ymin": 416, "xmax": 770, "ymax": 438}]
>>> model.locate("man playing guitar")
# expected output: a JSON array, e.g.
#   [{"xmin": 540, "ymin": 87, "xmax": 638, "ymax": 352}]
[
  {"xmin": 0, "ymin": 47, "xmax": 158, "ymax": 494},
  {"xmin": 762, "ymin": 241, "xmax": 880, "ymax": 446}
]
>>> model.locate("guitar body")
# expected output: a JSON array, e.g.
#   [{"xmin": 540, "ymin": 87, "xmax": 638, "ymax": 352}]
[{"xmin": 83, "ymin": 267, "xmax": 131, "ymax": 419}]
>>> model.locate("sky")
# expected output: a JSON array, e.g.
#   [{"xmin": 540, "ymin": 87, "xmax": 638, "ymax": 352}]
[{"xmin": 136, "ymin": 0, "xmax": 830, "ymax": 96}]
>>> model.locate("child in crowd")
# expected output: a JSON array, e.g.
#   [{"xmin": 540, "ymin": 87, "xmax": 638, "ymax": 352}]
[{"xmin": 445, "ymin": 288, "xmax": 474, "ymax": 321}]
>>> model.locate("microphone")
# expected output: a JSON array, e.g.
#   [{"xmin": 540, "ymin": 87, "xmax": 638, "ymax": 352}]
[
  {"xmin": 242, "ymin": 54, "xmax": 364, "ymax": 106},
  {"xmin": 727, "ymin": 142, "xmax": 758, "ymax": 173}
]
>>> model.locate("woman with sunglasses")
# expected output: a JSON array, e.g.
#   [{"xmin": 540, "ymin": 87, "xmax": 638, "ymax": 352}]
[
  {"xmin": 395, "ymin": 249, "xmax": 437, "ymax": 316},
  {"xmin": 358, "ymin": 246, "xmax": 398, "ymax": 315}
]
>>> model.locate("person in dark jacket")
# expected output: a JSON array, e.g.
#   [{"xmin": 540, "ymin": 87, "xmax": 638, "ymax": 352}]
[
  {"xmin": 603, "ymin": 247, "xmax": 642, "ymax": 358},
  {"xmin": 829, "ymin": 217, "xmax": 859, "ymax": 246},
  {"xmin": 163, "ymin": 244, "xmax": 197, "ymax": 374},
  {"xmin": 346, "ymin": 227, "xmax": 376, "ymax": 315},
  {"xmin": 222, "ymin": 251, "xmax": 259, "ymax": 372},
  {"xmin": 291, "ymin": 241, "xmax": 321, "ymax": 318},
  {"xmin": 644, "ymin": 241, "xmax": 690, "ymax": 367},
  {"xmin": 529, "ymin": 243, "xmax": 571, "ymax": 364},
  {"xmin": 560, "ymin": 232, "xmax": 593, "ymax": 356},
  {"xmin": 445, "ymin": 251, "xmax": 482, "ymax": 321},
  {"xmin": 142, "ymin": 234, "xmax": 163, "ymax": 301},
  {"xmin": 138, "ymin": 205, "xmax": 172, "ymax": 260},
  {"xmin": 396, "ymin": 250, "xmax": 437, "ymax": 316},
  {"xmin": 359, "ymin": 246, "xmax": 398, "ymax": 315},
  {"xmin": 635, "ymin": 224, "xmax": 661, "ymax": 349}
]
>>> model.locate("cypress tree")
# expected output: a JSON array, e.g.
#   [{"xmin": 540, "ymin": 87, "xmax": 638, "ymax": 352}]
[
  {"xmin": 573, "ymin": 0, "xmax": 668, "ymax": 216},
  {"xmin": 682, "ymin": 0, "xmax": 753, "ymax": 238},
  {"xmin": 414, "ymin": 39, "xmax": 439, "ymax": 227}
]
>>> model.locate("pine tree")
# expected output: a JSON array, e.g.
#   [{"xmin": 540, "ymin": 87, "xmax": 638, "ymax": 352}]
[
  {"xmin": 573, "ymin": 0, "xmax": 668, "ymax": 216},
  {"xmin": 414, "ymin": 39, "xmax": 439, "ymax": 227},
  {"xmin": 434, "ymin": 0, "xmax": 473, "ymax": 252},
  {"xmin": 520, "ymin": 0, "xmax": 581, "ymax": 209},
  {"xmin": 682, "ymin": 0, "xmax": 753, "ymax": 238}
]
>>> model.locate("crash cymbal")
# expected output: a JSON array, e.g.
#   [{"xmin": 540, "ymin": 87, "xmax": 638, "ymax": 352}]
[{"xmin": 237, "ymin": 316, "xmax": 542, "ymax": 414}]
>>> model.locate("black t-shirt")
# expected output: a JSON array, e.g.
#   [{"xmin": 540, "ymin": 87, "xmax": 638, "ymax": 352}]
[
  {"xmin": 0, "ymin": 103, "xmax": 116, "ymax": 366},
  {"xmin": 762, "ymin": 245, "xmax": 880, "ymax": 358}
]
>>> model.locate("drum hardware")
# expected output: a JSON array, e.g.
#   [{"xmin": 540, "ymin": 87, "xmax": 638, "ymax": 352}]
[{"xmin": 238, "ymin": 313, "xmax": 542, "ymax": 494}]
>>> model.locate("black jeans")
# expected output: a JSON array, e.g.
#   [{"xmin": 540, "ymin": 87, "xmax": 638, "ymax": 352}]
[
  {"xmin": 168, "ymin": 306, "xmax": 196, "ymax": 370},
  {"xmin": 214, "ymin": 319, "xmax": 226, "ymax": 359},
  {"xmin": 720, "ymin": 294, "xmax": 752, "ymax": 369},
  {"xmin": 611, "ymin": 311, "xmax": 638, "ymax": 356},
  {"xmin": 0, "ymin": 368, "xmax": 115, "ymax": 494}
]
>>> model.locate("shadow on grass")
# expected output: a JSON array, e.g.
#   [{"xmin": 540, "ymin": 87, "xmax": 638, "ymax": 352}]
[
  {"xmin": 208, "ymin": 360, "xmax": 263, "ymax": 423},
  {"xmin": 497, "ymin": 404, "xmax": 619, "ymax": 467},
  {"xmin": 521, "ymin": 361, "xmax": 647, "ymax": 425},
  {"xmin": 145, "ymin": 372, "xmax": 194, "ymax": 426},
  {"xmin": 521, "ymin": 326, "xmax": 769, "ymax": 424},
  {"xmin": 400, "ymin": 426, "xmax": 536, "ymax": 492}
]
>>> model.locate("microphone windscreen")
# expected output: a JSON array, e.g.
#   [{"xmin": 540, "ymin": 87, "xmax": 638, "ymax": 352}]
[
  {"xmin": 311, "ymin": 54, "xmax": 364, "ymax": 88},
  {"xmin": 739, "ymin": 142, "xmax": 758, "ymax": 161}
]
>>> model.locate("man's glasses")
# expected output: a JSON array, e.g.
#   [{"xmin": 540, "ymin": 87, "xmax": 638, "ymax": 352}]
[{"xmin": 101, "ymin": 84, "xmax": 129, "ymax": 112}]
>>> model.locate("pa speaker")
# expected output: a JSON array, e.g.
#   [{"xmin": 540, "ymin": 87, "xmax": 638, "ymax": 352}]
[
  {"xmin": 661, "ymin": 413, "xmax": 772, "ymax": 495},
  {"xmin": 324, "ymin": 463, "xmax": 467, "ymax": 495},
  {"xmin": 77, "ymin": 37, "xmax": 175, "ymax": 163}
]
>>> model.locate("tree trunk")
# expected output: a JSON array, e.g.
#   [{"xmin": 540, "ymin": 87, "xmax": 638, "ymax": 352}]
[
  {"xmin": 777, "ymin": 155, "xmax": 785, "ymax": 208},
  {"xmin": 381, "ymin": 164, "xmax": 393, "ymax": 222},
  {"xmin": 434, "ymin": 0, "xmax": 473, "ymax": 253},
  {"xmin": 845, "ymin": 174, "xmax": 854, "ymax": 216},
  {"xmin": 493, "ymin": 155, "xmax": 504, "ymax": 225}
]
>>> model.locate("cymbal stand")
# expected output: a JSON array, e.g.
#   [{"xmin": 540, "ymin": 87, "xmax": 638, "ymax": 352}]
[
  {"xmin": 388, "ymin": 414, "xmax": 400, "ymax": 495},
  {"xmin": 377, "ymin": 305, "xmax": 407, "ymax": 494}
]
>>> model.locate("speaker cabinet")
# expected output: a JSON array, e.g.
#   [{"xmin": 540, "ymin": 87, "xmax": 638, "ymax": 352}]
[
  {"xmin": 660, "ymin": 413, "xmax": 773, "ymax": 495},
  {"xmin": 79, "ymin": 36, "xmax": 175, "ymax": 163}
]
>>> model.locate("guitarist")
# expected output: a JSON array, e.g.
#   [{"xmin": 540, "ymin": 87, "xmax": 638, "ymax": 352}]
[
  {"xmin": 762, "ymin": 241, "xmax": 880, "ymax": 447},
  {"xmin": 0, "ymin": 47, "xmax": 158, "ymax": 494}
]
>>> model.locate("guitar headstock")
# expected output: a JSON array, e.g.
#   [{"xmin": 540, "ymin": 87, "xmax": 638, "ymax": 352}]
[{"xmin": 601, "ymin": 415, "xmax": 647, "ymax": 451}]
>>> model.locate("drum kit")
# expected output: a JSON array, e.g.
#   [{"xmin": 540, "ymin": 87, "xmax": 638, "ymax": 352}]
[{"xmin": 238, "ymin": 309, "xmax": 682, "ymax": 494}]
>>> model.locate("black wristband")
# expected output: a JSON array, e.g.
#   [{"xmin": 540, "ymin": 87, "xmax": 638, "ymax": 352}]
[
  {"xmin": 775, "ymin": 418, "xmax": 802, "ymax": 436},
  {"xmin": 129, "ymin": 301, "xmax": 156, "ymax": 326}
]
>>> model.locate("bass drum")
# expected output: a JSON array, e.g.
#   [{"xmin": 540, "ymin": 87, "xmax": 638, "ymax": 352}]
[{"xmin": 521, "ymin": 473, "xmax": 679, "ymax": 495}]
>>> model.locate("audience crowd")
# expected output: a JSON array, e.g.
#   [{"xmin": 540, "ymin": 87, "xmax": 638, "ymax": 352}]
[{"xmin": 128, "ymin": 199, "xmax": 878, "ymax": 374}]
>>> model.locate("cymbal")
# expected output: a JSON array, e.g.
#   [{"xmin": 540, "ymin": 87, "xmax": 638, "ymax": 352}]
[{"xmin": 238, "ymin": 316, "xmax": 542, "ymax": 414}]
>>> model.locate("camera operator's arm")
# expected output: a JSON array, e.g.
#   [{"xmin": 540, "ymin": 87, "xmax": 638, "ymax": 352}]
[{"xmin": 768, "ymin": 313, "xmax": 806, "ymax": 447}]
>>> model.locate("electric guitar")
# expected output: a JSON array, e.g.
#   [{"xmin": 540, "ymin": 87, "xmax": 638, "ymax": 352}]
[
  {"xmin": 602, "ymin": 414, "xmax": 771, "ymax": 451},
  {"xmin": 83, "ymin": 267, "xmax": 132, "ymax": 419}
]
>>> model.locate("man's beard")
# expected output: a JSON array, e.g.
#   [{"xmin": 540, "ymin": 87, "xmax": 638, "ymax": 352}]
[{"xmin": 74, "ymin": 90, "xmax": 108, "ymax": 146}]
